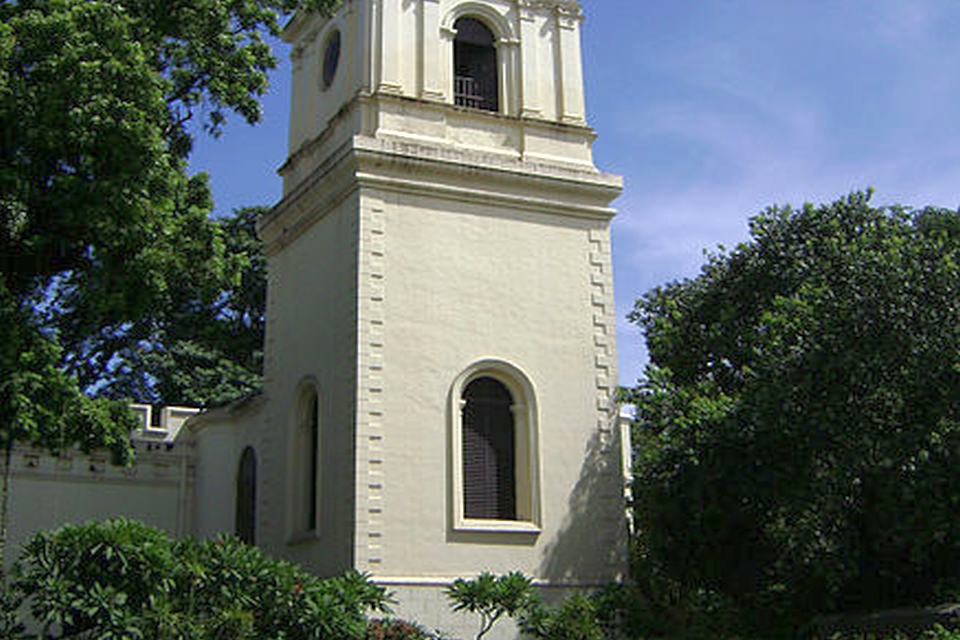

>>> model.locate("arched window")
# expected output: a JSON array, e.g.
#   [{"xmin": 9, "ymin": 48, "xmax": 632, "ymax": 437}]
[
  {"xmin": 451, "ymin": 361, "xmax": 541, "ymax": 533},
  {"xmin": 235, "ymin": 447, "xmax": 257, "ymax": 545},
  {"xmin": 454, "ymin": 17, "xmax": 499, "ymax": 112},
  {"xmin": 291, "ymin": 383, "xmax": 321, "ymax": 537},
  {"xmin": 306, "ymin": 392, "xmax": 319, "ymax": 530},
  {"xmin": 462, "ymin": 377, "xmax": 516, "ymax": 520}
]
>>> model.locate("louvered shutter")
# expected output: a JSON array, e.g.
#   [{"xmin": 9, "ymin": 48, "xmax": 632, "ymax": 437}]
[{"xmin": 462, "ymin": 378, "xmax": 516, "ymax": 520}]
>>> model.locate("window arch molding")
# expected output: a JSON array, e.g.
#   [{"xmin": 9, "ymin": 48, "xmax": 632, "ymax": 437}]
[
  {"xmin": 288, "ymin": 377, "xmax": 322, "ymax": 541},
  {"xmin": 440, "ymin": 4, "xmax": 519, "ymax": 115},
  {"xmin": 441, "ymin": 3, "xmax": 516, "ymax": 43},
  {"xmin": 449, "ymin": 359, "xmax": 542, "ymax": 534}
]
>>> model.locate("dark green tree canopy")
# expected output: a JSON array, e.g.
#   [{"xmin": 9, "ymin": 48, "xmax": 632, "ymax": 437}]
[
  {"xmin": 0, "ymin": 0, "xmax": 337, "ymax": 427},
  {"xmin": 1, "ymin": 0, "xmax": 335, "ymax": 320},
  {"xmin": 629, "ymin": 192, "xmax": 960, "ymax": 633},
  {"xmin": 0, "ymin": 0, "xmax": 335, "ymax": 569},
  {"xmin": 77, "ymin": 206, "xmax": 268, "ymax": 407}
]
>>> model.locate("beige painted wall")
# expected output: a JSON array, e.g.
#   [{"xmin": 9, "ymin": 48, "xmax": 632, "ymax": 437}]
[
  {"xmin": 190, "ymin": 418, "xmax": 243, "ymax": 539},
  {"xmin": 2, "ymin": 407, "xmax": 196, "ymax": 571},
  {"xmin": 257, "ymin": 190, "xmax": 363, "ymax": 577},
  {"xmin": 5, "ymin": 7, "xmax": 626, "ymax": 640},
  {"xmin": 284, "ymin": 0, "xmax": 594, "ymax": 184},
  {"xmin": 359, "ymin": 190, "xmax": 624, "ymax": 583}
]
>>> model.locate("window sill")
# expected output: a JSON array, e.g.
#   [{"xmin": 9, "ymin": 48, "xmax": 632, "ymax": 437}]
[
  {"xmin": 286, "ymin": 530, "xmax": 320, "ymax": 546},
  {"xmin": 454, "ymin": 518, "xmax": 541, "ymax": 534}
]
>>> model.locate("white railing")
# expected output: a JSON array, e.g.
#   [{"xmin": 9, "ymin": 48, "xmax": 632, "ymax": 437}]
[{"xmin": 455, "ymin": 75, "xmax": 497, "ymax": 111}]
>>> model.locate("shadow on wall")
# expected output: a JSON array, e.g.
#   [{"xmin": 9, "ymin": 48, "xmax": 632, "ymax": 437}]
[{"xmin": 538, "ymin": 424, "xmax": 629, "ymax": 586}]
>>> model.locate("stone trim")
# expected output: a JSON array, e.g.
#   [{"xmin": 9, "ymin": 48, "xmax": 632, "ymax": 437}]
[
  {"xmin": 356, "ymin": 196, "xmax": 388, "ymax": 570},
  {"xmin": 3, "ymin": 444, "xmax": 192, "ymax": 487},
  {"xmin": 373, "ymin": 576, "xmax": 620, "ymax": 588},
  {"xmin": 587, "ymin": 224, "xmax": 626, "ymax": 573}
]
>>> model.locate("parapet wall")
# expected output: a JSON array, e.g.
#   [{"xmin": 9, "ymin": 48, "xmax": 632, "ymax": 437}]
[{"xmin": 2, "ymin": 405, "xmax": 200, "ymax": 571}]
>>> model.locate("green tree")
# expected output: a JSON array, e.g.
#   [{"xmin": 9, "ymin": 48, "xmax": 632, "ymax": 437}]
[
  {"xmin": 0, "ymin": 0, "xmax": 336, "ymax": 574},
  {"xmin": 5, "ymin": 518, "xmax": 390, "ymax": 639},
  {"xmin": 0, "ymin": 293, "xmax": 137, "ymax": 580},
  {"xmin": 447, "ymin": 572, "xmax": 537, "ymax": 640},
  {"xmin": 70, "ymin": 206, "xmax": 268, "ymax": 407},
  {"xmin": 628, "ymin": 192, "xmax": 960, "ymax": 635}
]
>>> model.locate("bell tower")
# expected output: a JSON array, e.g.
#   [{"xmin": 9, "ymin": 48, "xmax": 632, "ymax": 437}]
[{"xmin": 255, "ymin": 0, "xmax": 626, "ymax": 632}]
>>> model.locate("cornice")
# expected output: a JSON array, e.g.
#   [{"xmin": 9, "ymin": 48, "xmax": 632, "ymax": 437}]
[
  {"xmin": 517, "ymin": 0, "xmax": 581, "ymax": 8},
  {"xmin": 516, "ymin": 0, "xmax": 583, "ymax": 19}
]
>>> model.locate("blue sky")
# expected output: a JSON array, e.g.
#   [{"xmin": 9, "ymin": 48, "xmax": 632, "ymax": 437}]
[{"xmin": 188, "ymin": 0, "xmax": 960, "ymax": 387}]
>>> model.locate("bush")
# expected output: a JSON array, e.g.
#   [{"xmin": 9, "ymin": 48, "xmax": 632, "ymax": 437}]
[
  {"xmin": 447, "ymin": 572, "xmax": 635, "ymax": 640},
  {"xmin": 519, "ymin": 593, "xmax": 605, "ymax": 640},
  {"xmin": 447, "ymin": 572, "xmax": 538, "ymax": 640},
  {"xmin": 367, "ymin": 618, "xmax": 449, "ymax": 640},
  {"xmin": 8, "ymin": 518, "xmax": 390, "ymax": 639}
]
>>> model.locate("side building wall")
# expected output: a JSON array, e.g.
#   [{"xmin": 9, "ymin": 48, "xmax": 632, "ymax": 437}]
[{"xmin": 2, "ymin": 405, "xmax": 197, "ymax": 571}]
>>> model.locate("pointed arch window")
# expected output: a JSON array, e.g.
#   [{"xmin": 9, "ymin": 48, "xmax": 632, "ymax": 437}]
[
  {"xmin": 454, "ymin": 17, "xmax": 499, "ymax": 112},
  {"xmin": 235, "ymin": 447, "xmax": 257, "ymax": 545}
]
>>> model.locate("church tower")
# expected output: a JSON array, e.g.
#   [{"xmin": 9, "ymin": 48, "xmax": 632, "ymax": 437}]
[{"xmin": 252, "ymin": 0, "xmax": 625, "ymax": 631}]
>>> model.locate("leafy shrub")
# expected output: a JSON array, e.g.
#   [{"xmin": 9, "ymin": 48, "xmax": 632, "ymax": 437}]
[
  {"xmin": 447, "ymin": 571, "xmax": 538, "ymax": 640},
  {"xmin": 447, "ymin": 572, "xmax": 636, "ymax": 640},
  {"xmin": 926, "ymin": 626, "xmax": 960, "ymax": 640},
  {"xmin": 367, "ymin": 618, "xmax": 448, "ymax": 640},
  {"xmin": 839, "ymin": 626, "xmax": 960, "ymax": 640},
  {"xmin": 519, "ymin": 593, "xmax": 605, "ymax": 640},
  {"xmin": 9, "ymin": 518, "xmax": 390, "ymax": 639}
]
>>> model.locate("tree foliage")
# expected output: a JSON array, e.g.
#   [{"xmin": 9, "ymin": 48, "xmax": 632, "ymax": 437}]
[
  {"xmin": 628, "ymin": 192, "xmax": 960, "ymax": 634},
  {"xmin": 0, "ymin": 0, "xmax": 334, "ymax": 574},
  {"xmin": 0, "ymin": 0, "xmax": 337, "ymax": 433},
  {"xmin": 72, "ymin": 206, "xmax": 268, "ymax": 407},
  {"xmin": 5, "ymin": 518, "xmax": 390, "ymax": 639},
  {"xmin": 447, "ymin": 572, "xmax": 537, "ymax": 640}
]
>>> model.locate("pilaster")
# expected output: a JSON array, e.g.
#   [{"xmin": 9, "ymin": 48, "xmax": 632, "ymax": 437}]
[
  {"xmin": 556, "ymin": 4, "xmax": 586, "ymax": 125},
  {"xmin": 518, "ymin": 4, "xmax": 543, "ymax": 118},
  {"xmin": 420, "ymin": 0, "xmax": 445, "ymax": 101},
  {"xmin": 439, "ymin": 23, "xmax": 456, "ymax": 106},
  {"xmin": 377, "ymin": 0, "xmax": 403, "ymax": 94},
  {"xmin": 587, "ymin": 223, "xmax": 627, "ymax": 578},
  {"xmin": 496, "ymin": 37, "xmax": 521, "ymax": 116}
]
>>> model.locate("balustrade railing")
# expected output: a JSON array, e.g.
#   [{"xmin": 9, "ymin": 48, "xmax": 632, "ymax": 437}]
[{"xmin": 455, "ymin": 75, "xmax": 497, "ymax": 112}]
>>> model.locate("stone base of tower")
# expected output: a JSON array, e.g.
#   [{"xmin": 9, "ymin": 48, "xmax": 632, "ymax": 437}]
[{"xmin": 376, "ymin": 581, "xmax": 603, "ymax": 640}]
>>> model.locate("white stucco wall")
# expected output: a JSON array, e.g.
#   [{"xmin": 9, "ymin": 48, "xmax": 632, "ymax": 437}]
[
  {"xmin": 5, "ymin": 452, "xmax": 184, "ymax": 548},
  {"xmin": 357, "ymin": 189, "xmax": 623, "ymax": 583},
  {"xmin": 6, "ymin": 8, "xmax": 628, "ymax": 640},
  {"xmin": 284, "ymin": 0, "xmax": 593, "ymax": 169},
  {"xmin": 258, "ymin": 188, "xmax": 363, "ymax": 577},
  {"xmin": 2, "ymin": 408, "xmax": 196, "ymax": 572}
]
